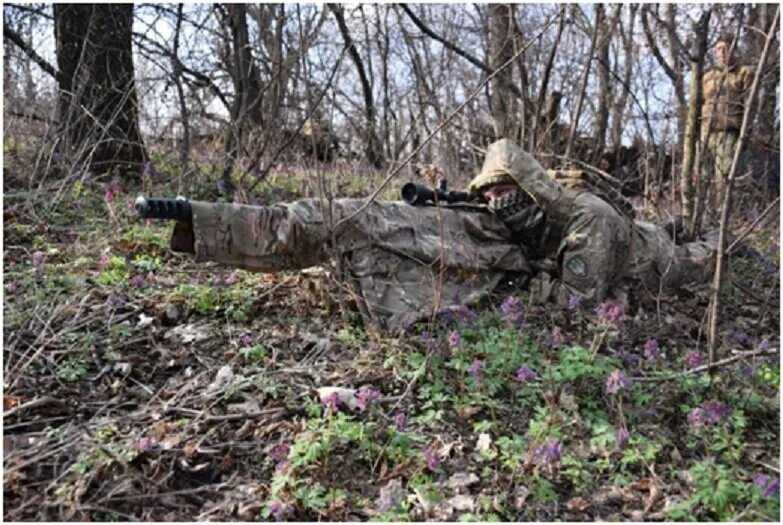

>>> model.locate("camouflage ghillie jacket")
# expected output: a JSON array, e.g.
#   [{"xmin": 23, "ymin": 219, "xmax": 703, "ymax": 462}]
[
  {"xmin": 170, "ymin": 199, "xmax": 531, "ymax": 330},
  {"xmin": 701, "ymin": 64, "xmax": 752, "ymax": 135},
  {"xmin": 471, "ymin": 140, "xmax": 717, "ymax": 305}
]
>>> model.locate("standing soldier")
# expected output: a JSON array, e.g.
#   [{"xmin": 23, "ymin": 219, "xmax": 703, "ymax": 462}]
[{"xmin": 700, "ymin": 34, "xmax": 753, "ymax": 218}]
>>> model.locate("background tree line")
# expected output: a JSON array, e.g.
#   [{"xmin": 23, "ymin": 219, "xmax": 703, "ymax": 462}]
[{"xmin": 3, "ymin": 3, "xmax": 779, "ymax": 217}]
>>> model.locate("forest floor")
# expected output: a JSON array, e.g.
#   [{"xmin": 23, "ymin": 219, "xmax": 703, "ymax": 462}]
[{"xmin": 2, "ymin": 144, "xmax": 780, "ymax": 521}]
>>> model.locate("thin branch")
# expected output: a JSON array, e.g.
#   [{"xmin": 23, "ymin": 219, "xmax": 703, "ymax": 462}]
[
  {"xmin": 398, "ymin": 3, "xmax": 523, "ymax": 100},
  {"xmin": 333, "ymin": 12, "xmax": 559, "ymax": 231},
  {"xmin": 3, "ymin": 23, "xmax": 63, "ymax": 84},
  {"xmin": 707, "ymin": 6, "xmax": 779, "ymax": 368},
  {"xmin": 727, "ymin": 196, "xmax": 780, "ymax": 254}
]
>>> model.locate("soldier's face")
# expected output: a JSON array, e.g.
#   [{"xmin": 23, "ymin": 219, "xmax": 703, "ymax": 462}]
[
  {"xmin": 483, "ymin": 184, "xmax": 519, "ymax": 204},
  {"xmin": 715, "ymin": 42, "xmax": 728, "ymax": 66}
]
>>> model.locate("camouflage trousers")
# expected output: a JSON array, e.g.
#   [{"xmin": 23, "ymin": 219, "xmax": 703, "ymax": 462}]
[{"xmin": 701, "ymin": 130, "xmax": 739, "ymax": 219}]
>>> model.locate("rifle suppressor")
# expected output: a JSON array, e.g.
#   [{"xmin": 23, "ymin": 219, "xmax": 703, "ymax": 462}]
[{"xmin": 135, "ymin": 196, "xmax": 192, "ymax": 222}]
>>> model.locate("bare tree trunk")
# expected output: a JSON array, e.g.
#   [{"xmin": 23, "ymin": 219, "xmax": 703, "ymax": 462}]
[
  {"xmin": 565, "ymin": 4, "xmax": 601, "ymax": 160},
  {"xmin": 489, "ymin": 4, "xmax": 518, "ymax": 139},
  {"xmin": 221, "ymin": 3, "xmax": 264, "ymax": 194},
  {"xmin": 610, "ymin": 4, "xmax": 637, "ymax": 149},
  {"xmin": 329, "ymin": 3, "xmax": 383, "ymax": 168},
  {"xmin": 53, "ymin": 4, "xmax": 147, "ymax": 177},
  {"xmin": 746, "ymin": 4, "xmax": 779, "ymax": 144},
  {"xmin": 680, "ymin": 10, "xmax": 710, "ymax": 227},
  {"xmin": 172, "ymin": 3, "xmax": 190, "ymax": 172},
  {"xmin": 594, "ymin": 4, "xmax": 617, "ymax": 158},
  {"xmin": 664, "ymin": 5, "xmax": 686, "ymax": 149},
  {"xmin": 529, "ymin": 5, "xmax": 566, "ymax": 152},
  {"xmin": 707, "ymin": 6, "xmax": 779, "ymax": 368}
]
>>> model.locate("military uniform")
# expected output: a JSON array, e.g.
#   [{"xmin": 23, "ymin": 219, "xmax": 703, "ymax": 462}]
[
  {"xmin": 170, "ymin": 198, "xmax": 530, "ymax": 330},
  {"xmin": 469, "ymin": 139, "xmax": 717, "ymax": 305},
  {"xmin": 701, "ymin": 63, "xmax": 752, "ymax": 212}
]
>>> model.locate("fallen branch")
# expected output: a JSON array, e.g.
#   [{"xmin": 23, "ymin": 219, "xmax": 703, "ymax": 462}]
[{"xmin": 634, "ymin": 348, "xmax": 778, "ymax": 382}]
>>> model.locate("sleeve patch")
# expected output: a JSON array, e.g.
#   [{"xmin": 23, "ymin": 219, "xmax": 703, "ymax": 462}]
[{"xmin": 566, "ymin": 255, "xmax": 588, "ymax": 277}]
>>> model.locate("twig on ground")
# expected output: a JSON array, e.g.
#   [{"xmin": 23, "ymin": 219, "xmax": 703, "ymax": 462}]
[{"xmin": 635, "ymin": 348, "xmax": 778, "ymax": 382}]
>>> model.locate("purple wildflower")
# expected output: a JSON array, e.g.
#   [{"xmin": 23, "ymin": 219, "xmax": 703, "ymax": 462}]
[
  {"xmin": 759, "ymin": 338, "xmax": 771, "ymax": 351},
  {"xmin": 516, "ymin": 366, "xmax": 538, "ymax": 384},
  {"xmin": 500, "ymin": 296, "xmax": 525, "ymax": 325},
  {"xmin": 453, "ymin": 304, "xmax": 479, "ymax": 322},
  {"xmin": 615, "ymin": 426, "xmax": 630, "ymax": 450},
  {"xmin": 702, "ymin": 400, "xmax": 730, "ymax": 425},
  {"xmin": 130, "ymin": 274, "xmax": 145, "ymax": 288},
  {"xmin": 105, "ymin": 293, "xmax": 124, "ymax": 310},
  {"xmin": 356, "ymin": 385, "xmax": 381, "ymax": 412},
  {"xmin": 643, "ymin": 338, "xmax": 660, "ymax": 363},
  {"xmin": 606, "ymin": 370, "xmax": 632, "ymax": 395},
  {"xmin": 468, "ymin": 359, "xmax": 484, "ymax": 383},
  {"xmin": 440, "ymin": 304, "xmax": 478, "ymax": 324},
  {"xmin": 448, "ymin": 330, "xmax": 462, "ymax": 348},
  {"xmin": 322, "ymin": 391, "xmax": 341, "ymax": 415},
  {"xmin": 142, "ymin": 161, "xmax": 161, "ymax": 182},
  {"xmin": 550, "ymin": 328, "xmax": 565, "ymax": 348},
  {"xmin": 6, "ymin": 281, "xmax": 21, "ymax": 294},
  {"xmin": 561, "ymin": 383, "xmax": 573, "ymax": 395},
  {"xmin": 537, "ymin": 438, "xmax": 561, "ymax": 465},
  {"xmin": 224, "ymin": 271, "xmax": 237, "ymax": 285},
  {"xmin": 31, "ymin": 251, "xmax": 47, "ymax": 269},
  {"xmin": 595, "ymin": 301, "xmax": 624, "ymax": 327},
  {"xmin": 687, "ymin": 407, "xmax": 705, "ymax": 429},
  {"xmin": 422, "ymin": 446, "xmax": 440, "ymax": 471},
  {"xmin": 567, "ymin": 293, "xmax": 583, "ymax": 311},
  {"xmin": 240, "ymin": 332, "xmax": 255, "ymax": 347},
  {"xmin": 268, "ymin": 501, "xmax": 294, "ymax": 521},
  {"xmin": 269, "ymin": 443, "xmax": 290, "ymax": 463},
  {"xmin": 419, "ymin": 331, "xmax": 435, "ymax": 350},
  {"xmin": 137, "ymin": 436, "xmax": 152, "ymax": 452},
  {"xmin": 728, "ymin": 328, "xmax": 750, "ymax": 347},
  {"xmin": 739, "ymin": 363, "xmax": 756, "ymax": 377},
  {"xmin": 376, "ymin": 480, "xmax": 405, "ymax": 513},
  {"xmin": 754, "ymin": 473, "xmax": 780, "ymax": 499},
  {"xmin": 394, "ymin": 412, "xmax": 408, "ymax": 432},
  {"xmin": 684, "ymin": 351, "xmax": 704, "ymax": 369}
]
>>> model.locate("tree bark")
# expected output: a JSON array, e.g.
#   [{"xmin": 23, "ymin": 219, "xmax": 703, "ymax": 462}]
[
  {"xmin": 610, "ymin": 4, "xmax": 637, "ymax": 149},
  {"xmin": 53, "ymin": 4, "xmax": 146, "ymax": 176},
  {"xmin": 680, "ymin": 9, "xmax": 711, "ymax": 226},
  {"xmin": 328, "ymin": 3, "xmax": 384, "ymax": 168},
  {"xmin": 489, "ymin": 4, "xmax": 518, "ymax": 139},
  {"xmin": 594, "ymin": 4, "xmax": 615, "ymax": 156}
]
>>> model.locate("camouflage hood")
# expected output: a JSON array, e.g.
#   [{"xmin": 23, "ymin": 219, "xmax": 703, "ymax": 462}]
[
  {"xmin": 469, "ymin": 139, "xmax": 564, "ymax": 214},
  {"xmin": 173, "ymin": 199, "xmax": 531, "ymax": 330}
]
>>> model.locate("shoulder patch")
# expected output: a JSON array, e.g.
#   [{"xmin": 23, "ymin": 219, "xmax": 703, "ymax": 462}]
[{"xmin": 566, "ymin": 255, "xmax": 588, "ymax": 278}]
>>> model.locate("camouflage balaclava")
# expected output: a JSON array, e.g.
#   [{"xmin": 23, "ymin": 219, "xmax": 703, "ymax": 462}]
[
  {"xmin": 468, "ymin": 139, "xmax": 563, "ymax": 214},
  {"xmin": 468, "ymin": 140, "xmax": 561, "ymax": 245}
]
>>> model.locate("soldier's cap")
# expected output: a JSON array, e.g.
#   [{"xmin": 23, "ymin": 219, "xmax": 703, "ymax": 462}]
[{"xmin": 468, "ymin": 139, "xmax": 562, "ymax": 209}]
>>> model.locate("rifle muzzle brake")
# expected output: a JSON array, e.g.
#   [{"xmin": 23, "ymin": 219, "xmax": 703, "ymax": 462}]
[{"xmin": 135, "ymin": 196, "xmax": 192, "ymax": 222}]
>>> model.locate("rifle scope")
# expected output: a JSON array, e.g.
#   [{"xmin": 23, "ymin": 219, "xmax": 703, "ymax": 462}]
[{"xmin": 401, "ymin": 179, "xmax": 470, "ymax": 205}]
